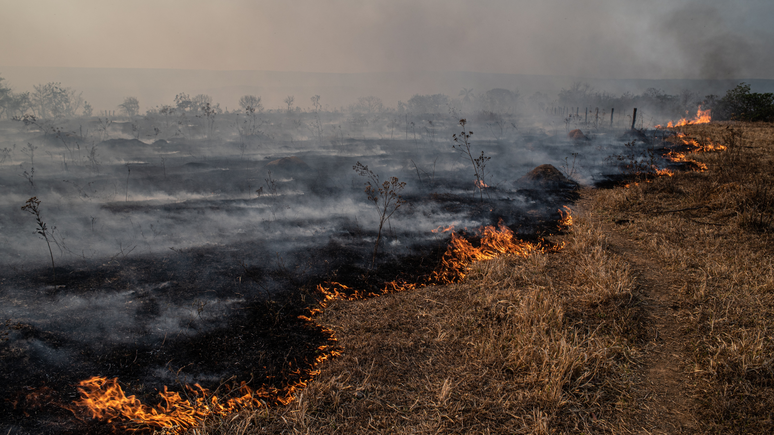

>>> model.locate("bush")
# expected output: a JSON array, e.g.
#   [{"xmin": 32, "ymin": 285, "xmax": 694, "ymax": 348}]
[{"xmin": 713, "ymin": 83, "xmax": 774, "ymax": 122}]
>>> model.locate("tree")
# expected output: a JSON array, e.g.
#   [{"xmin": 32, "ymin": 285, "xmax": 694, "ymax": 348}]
[
  {"xmin": 239, "ymin": 95, "xmax": 263, "ymax": 112},
  {"xmin": 118, "ymin": 97, "xmax": 140, "ymax": 117},
  {"xmin": 192, "ymin": 94, "xmax": 213, "ymax": 112},
  {"xmin": 715, "ymin": 83, "xmax": 774, "ymax": 122},
  {"xmin": 354, "ymin": 96, "xmax": 384, "ymax": 114},
  {"xmin": 284, "ymin": 95, "xmax": 295, "ymax": 114},
  {"xmin": 407, "ymin": 94, "xmax": 449, "ymax": 114},
  {"xmin": 31, "ymin": 82, "xmax": 82, "ymax": 118},
  {"xmin": 174, "ymin": 93, "xmax": 194, "ymax": 113},
  {"xmin": 82, "ymin": 101, "xmax": 93, "ymax": 117},
  {"xmin": 5, "ymin": 92, "xmax": 31, "ymax": 119}
]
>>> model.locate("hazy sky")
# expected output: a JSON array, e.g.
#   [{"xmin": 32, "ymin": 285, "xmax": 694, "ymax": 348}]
[{"xmin": 1, "ymin": 0, "xmax": 772, "ymax": 79}]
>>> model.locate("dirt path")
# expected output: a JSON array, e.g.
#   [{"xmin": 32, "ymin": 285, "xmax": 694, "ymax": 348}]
[{"xmin": 585, "ymin": 210, "xmax": 699, "ymax": 433}]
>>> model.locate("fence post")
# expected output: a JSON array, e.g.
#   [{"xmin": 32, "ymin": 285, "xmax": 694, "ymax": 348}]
[{"xmin": 631, "ymin": 108, "xmax": 638, "ymax": 130}]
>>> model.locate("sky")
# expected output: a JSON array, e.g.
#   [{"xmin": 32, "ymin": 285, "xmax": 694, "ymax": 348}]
[{"xmin": 1, "ymin": 0, "xmax": 773, "ymax": 80}]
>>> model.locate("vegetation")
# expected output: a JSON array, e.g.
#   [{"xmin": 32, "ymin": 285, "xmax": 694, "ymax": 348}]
[
  {"xmin": 353, "ymin": 162, "xmax": 406, "ymax": 267},
  {"xmin": 708, "ymin": 83, "xmax": 774, "ymax": 122},
  {"xmin": 452, "ymin": 119, "xmax": 489, "ymax": 200},
  {"xmin": 21, "ymin": 197, "xmax": 57, "ymax": 279},
  {"xmin": 118, "ymin": 97, "xmax": 140, "ymax": 117}
]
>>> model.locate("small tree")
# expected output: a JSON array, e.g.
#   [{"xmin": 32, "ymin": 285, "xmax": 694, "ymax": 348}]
[
  {"xmin": 353, "ymin": 162, "xmax": 406, "ymax": 267},
  {"xmin": 118, "ymin": 97, "xmax": 139, "ymax": 117},
  {"xmin": 31, "ymin": 82, "xmax": 82, "ymax": 118},
  {"xmin": 284, "ymin": 95, "xmax": 295, "ymax": 114},
  {"xmin": 82, "ymin": 101, "xmax": 93, "ymax": 117},
  {"xmin": 239, "ymin": 95, "xmax": 263, "ymax": 112},
  {"xmin": 21, "ymin": 197, "xmax": 56, "ymax": 279}
]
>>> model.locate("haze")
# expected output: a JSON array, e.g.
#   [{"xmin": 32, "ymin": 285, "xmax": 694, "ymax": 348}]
[{"xmin": 1, "ymin": 0, "xmax": 772, "ymax": 79}]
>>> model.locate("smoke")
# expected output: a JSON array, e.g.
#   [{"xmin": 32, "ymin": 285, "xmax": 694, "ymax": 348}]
[{"xmin": 659, "ymin": 3, "xmax": 761, "ymax": 80}]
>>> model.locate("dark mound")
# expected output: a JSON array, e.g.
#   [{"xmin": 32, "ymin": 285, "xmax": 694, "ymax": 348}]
[
  {"xmin": 515, "ymin": 164, "xmax": 579, "ymax": 191},
  {"xmin": 568, "ymin": 129, "xmax": 588, "ymax": 141}
]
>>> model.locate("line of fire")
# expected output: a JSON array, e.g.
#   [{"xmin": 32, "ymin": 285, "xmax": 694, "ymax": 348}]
[{"xmin": 1, "ymin": 101, "xmax": 721, "ymax": 434}]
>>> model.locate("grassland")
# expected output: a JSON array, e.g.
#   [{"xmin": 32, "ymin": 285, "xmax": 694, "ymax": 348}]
[{"xmin": 189, "ymin": 122, "xmax": 774, "ymax": 434}]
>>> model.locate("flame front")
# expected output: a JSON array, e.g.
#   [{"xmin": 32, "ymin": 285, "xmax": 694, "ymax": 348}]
[
  {"xmin": 658, "ymin": 106, "xmax": 712, "ymax": 129},
  {"xmin": 558, "ymin": 206, "xmax": 574, "ymax": 229},
  {"xmin": 71, "ymin": 219, "xmax": 564, "ymax": 432},
  {"xmin": 70, "ymin": 376, "xmax": 276, "ymax": 431}
]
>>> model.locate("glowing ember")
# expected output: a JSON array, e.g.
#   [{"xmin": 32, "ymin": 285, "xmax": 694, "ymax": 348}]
[{"xmin": 474, "ymin": 180, "xmax": 489, "ymax": 189}]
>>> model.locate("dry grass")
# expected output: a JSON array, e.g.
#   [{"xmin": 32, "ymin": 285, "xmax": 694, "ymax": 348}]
[
  {"xmin": 187, "ymin": 217, "xmax": 641, "ymax": 434},
  {"xmin": 593, "ymin": 122, "xmax": 774, "ymax": 433}
]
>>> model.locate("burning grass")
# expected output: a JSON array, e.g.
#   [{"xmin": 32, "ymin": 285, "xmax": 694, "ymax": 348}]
[
  {"xmin": 593, "ymin": 122, "xmax": 774, "ymax": 433},
  {"xmin": 189, "ymin": 212, "xmax": 643, "ymax": 434}
]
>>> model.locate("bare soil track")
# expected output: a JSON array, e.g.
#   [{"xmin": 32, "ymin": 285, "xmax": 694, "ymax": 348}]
[{"xmin": 582, "ymin": 198, "xmax": 700, "ymax": 433}]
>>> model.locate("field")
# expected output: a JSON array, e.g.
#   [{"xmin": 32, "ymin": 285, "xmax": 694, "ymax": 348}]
[
  {"xmin": 1, "ymin": 105, "xmax": 771, "ymax": 433},
  {"xmin": 193, "ymin": 122, "xmax": 774, "ymax": 434}
]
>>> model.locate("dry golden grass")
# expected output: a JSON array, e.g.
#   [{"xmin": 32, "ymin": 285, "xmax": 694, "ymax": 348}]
[{"xmin": 592, "ymin": 122, "xmax": 774, "ymax": 433}]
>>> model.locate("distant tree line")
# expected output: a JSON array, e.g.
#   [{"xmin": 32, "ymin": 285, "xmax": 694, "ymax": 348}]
[{"xmin": 2, "ymin": 72, "xmax": 773, "ymax": 124}]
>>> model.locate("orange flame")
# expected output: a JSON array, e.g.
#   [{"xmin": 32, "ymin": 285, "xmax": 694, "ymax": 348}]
[
  {"xmin": 70, "ymin": 377, "xmax": 271, "ymax": 430},
  {"xmin": 475, "ymin": 180, "xmax": 489, "ymax": 189},
  {"xmin": 558, "ymin": 206, "xmax": 573, "ymax": 229},
  {"xmin": 70, "ymin": 218, "xmax": 567, "ymax": 432},
  {"xmin": 662, "ymin": 106, "xmax": 712, "ymax": 128},
  {"xmin": 654, "ymin": 167, "xmax": 674, "ymax": 177},
  {"xmin": 432, "ymin": 224, "xmax": 455, "ymax": 234}
]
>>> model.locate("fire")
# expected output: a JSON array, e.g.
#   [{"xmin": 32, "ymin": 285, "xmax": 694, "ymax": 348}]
[
  {"xmin": 654, "ymin": 167, "xmax": 674, "ymax": 177},
  {"xmin": 664, "ymin": 150, "xmax": 708, "ymax": 172},
  {"xmin": 69, "ymin": 340, "xmax": 342, "ymax": 433},
  {"xmin": 658, "ymin": 106, "xmax": 712, "ymax": 128},
  {"xmin": 70, "ymin": 218, "xmax": 567, "ymax": 432},
  {"xmin": 430, "ymin": 222, "xmax": 545, "ymax": 284},
  {"xmin": 558, "ymin": 206, "xmax": 573, "ymax": 230},
  {"xmin": 69, "ymin": 377, "xmax": 271, "ymax": 430},
  {"xmin": 432, "ymin": 224, "xmax": 455, "ymax": 233},
  {"xmin": 475, "ymin": 180, "xmax": 489, "ymax": 189},
  {"xmin": 316, "ymin": 221, "xmax": 555, "ymax": 298}
]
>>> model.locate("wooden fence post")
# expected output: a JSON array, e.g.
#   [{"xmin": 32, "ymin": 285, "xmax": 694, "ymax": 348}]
[{"xmin": 631, "ymin": 108, "xmax": 638, "ymax": 130}]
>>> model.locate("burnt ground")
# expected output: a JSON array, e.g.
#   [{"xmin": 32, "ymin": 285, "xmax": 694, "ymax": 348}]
[
  {"xmin": 0, "ymin": 188, "xmax": 572, "ymax": 434},
  {"xmin": 0, "ymin": 129, "xmax": 696, "ymax": 434}
]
